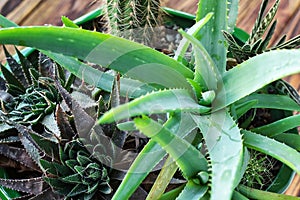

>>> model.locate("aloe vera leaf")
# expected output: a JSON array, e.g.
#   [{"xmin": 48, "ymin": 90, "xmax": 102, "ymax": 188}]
[
  {"xmin": 236, "ymin": 93, "xmax": 300, "ymax": 111},
  {"xmin": 134, "ymin": 115, "xmax": 208, "ymax": 178},
  {"xmin": 146, "ymin": 156, "xmax": 178, "ymax": 200},
  {"xmin": 112, "ymin": 113, "xmax": 197, "ymax": 200},
  {"xmin": 98, "ymin": 89, "xmax": 210, "ymax": 124},
  {"xmin": 0, "ymin": 14, "xmax": 18, "ymax": 28},
  {"xmin": 0, "ymin": 26, "xmax": 193, "ymax": 89},
  {"xmin": 227, "ymin": 0, "xmax": 239, "ymax": 33},
  {"xmin": 238, "ymin": 184, "xmax": 299, "ymax": 200},
  {"xmin": 196, "ymin": 0, "xmax": 229, "ymax": 73},
  {"xmin": 243, "ymin": 130, "xmax": 300, "ymax": 174},
  {"xmin": 174, "ymin": 12, "xmax": 213, "ymax": 61},
  {"xmin": 273, "ymin": 133, "xmax": 300, "ymax": 151},
  {"xmin": 214, "ymin": 50, "xmax": 300, "ymax": 110},
  {"xmin": 251, "ymin": 114, "xmax": 300, "ymax": 137},
  {"xmin": 61, "ymin": 16, "xmax": 79, "ymax": 28},
  {"xmin": 176, "ymin": 180, "xmax": 208, "ymax": 200},
  {"xmin": 194, "ymin": 110, "xmax": 243, "ymax": 200},
  {"xmin": 179, "ymin": 30, "xmax": 219, "ymax": 91},
  {"xmin": 234, "ymin": 100, "xmax": 258, "ymax": 119},
  {"xmin": 45, "ymin": 51, "xmax": 155, "ymax": 98}
]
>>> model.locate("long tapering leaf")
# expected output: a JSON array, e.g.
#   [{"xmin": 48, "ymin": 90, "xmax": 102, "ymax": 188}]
[
  {"xmin": 243, "ymin": 130, "xmax": 300, "ymax": 174},
  {"xmin": 176, "ymin": 180, "xmax": 208, "ymax": 200},
  {"xmin": 99, "ymin": 89, "xmax": 210, "ymax": 124},
  {"xmin": 251, "ymin": 115, "xmax": 300, "ymax": 137},
  {"xmin": 134, "ymin": 115, "xmax": 208, "ymax": 178},
  {"xmin": 214, "ymin": 50, "xmax": 300, "ymax": 110},
  {"xmin": 0, "ymin": 26, "xmax": 193, "ymax": 89},
  {"xmin": 193, "ymin": 110, "xmax": 243, "ymax": 200},
  {"xmin": 112, "ymin": 112, "xmax": 197, "ymax": 200}
]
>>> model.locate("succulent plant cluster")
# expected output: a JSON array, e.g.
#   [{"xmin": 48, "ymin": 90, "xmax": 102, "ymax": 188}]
[{"xmin": 0, "ymin": 47, "xmax": 113, "ymax": 199}]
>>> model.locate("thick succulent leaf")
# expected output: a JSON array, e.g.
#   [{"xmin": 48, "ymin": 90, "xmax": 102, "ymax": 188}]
[
  {"xmin": 214, "ymin": 50, "xmax": 300, "ymax": 110},
  {"xmin": 0, "ymin": 26, "xmax": 193, "ymax": 89},
  {"xmin": 134, "ymin": 115, "xmax": 208, "ymax": 178},
  {"xmin": 176, "ymin": 180, "xmax": 208, "ymax": 200},
  {"xmin": 193, "ymin": 110, "xmax": 243, "ymax": 200},
  {"xmin": 238, "ymin": 184, "xmax": 299, "ymax": 200},
  {"xmin": 196, "ymin": 0, "xmax": 229, "ymax": 73},
  {"xmin": 180, "ymin": 30, "xmax": 219, "ymax": 91},
  {"xmin": 243, "ymin": 130, "xmax": 300, "ymax": 174},
  {"xmin": 41, "ymin": 113, "xmax": 61, "ymax": 141},
  {"xmin": 251, "ymin": 114, "xmax": 300, "ymax": 137},
  {"xmin": 46, "ymin": 51, "xmax": 155, "ymax": 98},
  {"xmin": 112, "ymin": 113, "xmax": 197, "ymax": 200},
  {"xmin": 227, "ymin": 0, "xmax": 239, "ymax": 33},
  {"xmin": 99, "ymin": 89, "xmax": 210, "ymax": 124},
  {"xmin": 0, "ymin": 177, "xmax": 44, "ymax": 195},
  {"xmin": 14, "ymin": 47, "xmax": 33, "ymax": 85},
  {"xmin": 0, "ymin": 14, "xmax": 18, "ymax": 28},
  {"xmin": 0, "ymin": 144, "xmax": 39, "ymax": 171},
  {"xmin": 236, "ymin": 93, "xmax": 300, "ymax": 111},
  {"xmin": 273, "ymin": 133, "xmax": 300, "ymax": 151},
  {"xmin": 0, "ymin": 64, "xmax": 25, "ymax": 94},
  {"xmin": 174, "ymin": 12, "xmax": 213, "ymax": 61},
  {"xmin": 55, "ymin": 105, "xmax": 76, "ymax": 141}
]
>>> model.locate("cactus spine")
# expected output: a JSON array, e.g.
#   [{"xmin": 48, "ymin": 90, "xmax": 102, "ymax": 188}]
[{"xmin": 105, "ymin": 0, "xmax": 162, "ymax": 44}]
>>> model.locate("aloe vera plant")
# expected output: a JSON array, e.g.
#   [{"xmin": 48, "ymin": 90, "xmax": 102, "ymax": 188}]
[{"xmin": 0, "ymin": 0, "xmax": 300, "ymax": 199}]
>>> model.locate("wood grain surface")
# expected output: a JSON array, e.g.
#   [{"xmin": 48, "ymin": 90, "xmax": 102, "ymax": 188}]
[{"xmin": 0, "ymin": 0, "xmax": 300, "ymax": 196}]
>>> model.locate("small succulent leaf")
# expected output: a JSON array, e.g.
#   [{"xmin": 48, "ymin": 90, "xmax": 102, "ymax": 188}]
[
  {"xmin": 193, "ymin": 110, "xmax": 243, "ymax": 200},
  {"xmin": 99, "ymin": 89, "xmax": 210, "ymax": 124},
  {"xmin": 134, "ymin": 115, "xmax": 208, "ymax": 178},
  {"xmin": 55, "ymin": 105, "xmax": 76, "ymax": 141},
  {"xmin": 179, "ymin": 30, "xmax": 218, "ymax": 91},
  {"xmin": 38, "ymin": 53, "xmax": 55, "ymax": 78},
  {"xmin": 27, "ymin": 187, "xmax": 61, "ymax": 200},
  {"xmin": 272, "ymin": 34, "xmax": 300, "ymax": 50},
  {"xmin": 67, "ymin": 183, "xmax": 88, "ymax": 197},
  {"xmin": 174, "ymin": 12, "xmax": 213, "ymax": 62},
  {"xmin": 0, "ymin": 136, "xmax": 20, "ymax": 144},
  {"xmin": 0, "ymin": 144, "xmax": 39, "ymax": 171},
  {"xmin": 41, "ymin": 113, "xmax": 61, "ymax": 141},
  {"xmin": 176, "ymin": 180, "xmax": 208, "ymax": 200},
  {"xmin": 112, "ymin": 113, "xmax": 197, "ymax": 200},
  {"xmin": 248, "ymin": 0, "xmax": 280, "ymax": 45},
  {"xmin": 272, "ymin": 79, "xmax": 300, "ymax": 105},
  {"xmin": 3, "ymin": 46, "xmax": 28, "ymax": 87},
  {"xmin": 71, "ymin": 91, "xmax": 97, "ymax": 109},
  {"xmin": 61, "ymin": 16, "xmax": 79, "ymax": 28},
  {"xmin": 0, "ymin": 177, "xmax": 44, "ymax": 195},
  {"xmin": 214, "ymin": 50, "xmax": 300, "ymax": 110},
  {"xmin": 0, "ymin": 123, "xmax": 14, "ymax": 133},
  {"xmin": 77, "ymin": 154, "xmax": 92, "ymax": 166},
  {"xmin": 273, "ymin": 133, "xmax": 300, "ymax": 151},
  {"xmin": 0, "ymin": 64, "xmax": 25, "ymax": 94},
  {"xmin": 0, "ymin": 26, "xmax": 194, "ymax": 89},
  {"xmin": 40, "ymin": 159, "xmax": 68, "ymax": 175},
  {"xmin": 62, "ymin": 174, "xmax": 82, "ymax": 184},
  {"xmin": 16, "ymin": 125, "xmax": 44, "ymax": 167},
  {"xmin": 236, "ymin": 93, "xmax": 300, "ymax": 111},
  {"xmin": 65, "ymin": 159, "xmax": 78, "ymax": 170},
  {"xmin": 29, "ymin": 132, "xmax": 59, "ymax": 161},
  {"xmin": 43, "ymin": 177, "xmax": 72, "ymax": 196},
  {"xmin": 243, "ymin": 130, "xmax": 300, "ymax": 175},
  {"xmin": 186, "ymin": 78, "xmax": 202, "ymax": 100},
  {"xmin": 14, "ymin": 47, "xmax": 33, "ymax": 85},
  {"xmin": 256, "ymin": 20, "xmax": 277, "ymax": 53},
  {"xmin": 251, "ymin": 114, "xmax": 300, "ymax": 137}
]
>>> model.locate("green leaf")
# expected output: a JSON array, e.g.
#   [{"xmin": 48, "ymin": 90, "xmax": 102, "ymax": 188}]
[
  {"xmin": 0, "ymin": 14, "xmax": 18, "ymax": 28},
  {"xmin": 243, "ymin": 130, "xmax": 300, "ymax": 175},
  {"xmin": 99, "ymin": 89, "xmax": 210, "ymax": 124},
  {"xmin": 251, "ymin": 114, "xmax": 300, "ymax": 137},
  {"xmin": 0, "ymin": 26, "xmax": 193, "ymax": 89},
  {"xmin": 45, "ymin": 51, "xmax": 155, "ymax": 98},
  {"xmin": 176, "ymin": 180, "xmax": 208, "ymax": 200},
  {"xmin": 196, "ymin": 0, "xmax": 228, "ymax": 73},
  {"xmin": 193, "ymin": 110, "xmax": 243, "ymax": 200},
  {"xmin": 238, "ymin": 185, "xmax": 299, "ymax": 200},
  {"xmin": 61, "ymin": 16, "xmax": 79, "ymax": 28},
  {"xmin": 112, "ymin": 113, "xmax": 197, "ymax": 200},
  {"xmin": 214, "ymin": 50, "xmax": 300, "ymax": 110},
  {"xmin": 236, "ymin": 93, "xmax": 300, "ymax": 111},
  {"xmin": 273, "ymin": 133, "xmax": 300, "ymax": 151},
  {"xmin": 134, "ymin": 115, "xmax": 207, "ymax": 178}
]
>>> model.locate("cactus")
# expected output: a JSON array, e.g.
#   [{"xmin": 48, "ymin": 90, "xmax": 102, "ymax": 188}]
[{"xmin": 104, "ymin": 0, "xmax": 162, "ymax": 45}]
